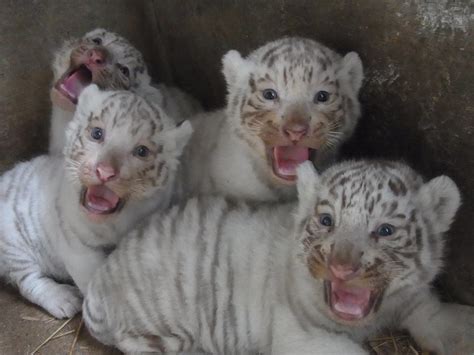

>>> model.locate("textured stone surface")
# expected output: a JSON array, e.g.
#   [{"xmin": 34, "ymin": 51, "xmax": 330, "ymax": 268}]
[{"xmin": 0, "ymin": 0, "xmax": 473, "ymax": 353}]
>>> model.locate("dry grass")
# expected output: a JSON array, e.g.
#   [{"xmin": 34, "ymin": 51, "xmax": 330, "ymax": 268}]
[
  {"xmin": 24, "ymin": 311, "xmax": 430, "ymax": 355},
  {"xmin": 68, "ymin": 317, "xmax": 84, "ymax": 355},
  {"xmin": 368, "ymin": 331, "xmax": 432, "ymax": 355},
  {"xmin": 28, "ymin": 315, "xmax": 86, "ymax": 355},
  {"xmin": 30, "ymin": 317, "xmax": 75, "ymax": 354}
]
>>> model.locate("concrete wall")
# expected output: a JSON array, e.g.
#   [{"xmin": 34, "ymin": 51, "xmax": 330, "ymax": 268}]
[{"xmin": 1, "ymin": 0, "xmax": 473, "ymax": 303}]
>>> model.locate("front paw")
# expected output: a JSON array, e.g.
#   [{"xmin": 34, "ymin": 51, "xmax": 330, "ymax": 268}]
[
  {"xmin": 41, "ymin": 284, "xmax": 83, "ymax": 319},
  {"xmin": 416, "ymin": 304, "xmax": 474, "ymax": 354}
]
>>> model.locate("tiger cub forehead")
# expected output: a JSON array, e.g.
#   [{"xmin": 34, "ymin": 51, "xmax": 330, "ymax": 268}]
[
  {"xmin": 76, "ymin": 89, "xmax": 175, "ymax": 144},
  {"xmin": 88, "ymin": 92, "xmax": 163, "ymax": 130},
  {"xmin": 250, "ymin": 37, "xmax": 341, "ymax": 90},
  {"xmin": 317, "ymin": 161, "xmax": 424, "ymax": 221}
]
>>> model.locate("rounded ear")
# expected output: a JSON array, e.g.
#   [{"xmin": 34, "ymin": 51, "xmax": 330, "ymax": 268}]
[
  {"xmin": 338, "ymin": 52, "xmax": 364, "ymax": 93},
  {"xmin": 296, "ymin": 162, "xmax": 320, "ymax": 218},
  {"xmin": 417, "ymin": 176, "xmax": 461, "ymax": 234},
  {"xmin": 77, "ymin": 84, "xmax": 102, "ymax": 108},
  {"xmin": 222, "ymin": 50, "xmax": 246, "ymax": 86},
  {"xmin": 162, "ymin": 120, "xmax": 193, "ymax": 157},
  {"xmin": 135, "ymin": 68, "xmax": 152, "ymax": 87},
  {"xmin": 86, "ymin": 27, "xmax": 107, "ymax": 36}
]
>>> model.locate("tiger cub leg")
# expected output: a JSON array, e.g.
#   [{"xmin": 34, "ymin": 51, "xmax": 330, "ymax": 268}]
[
  {"xmin": 10, "ymin": 263, "xmax": 82, "ymax": 319},
  {"xmin": 272, "ymin": 309, "xmax": 368, "ymax": 355},
  {"xmin": 83, "ymin": 281, "xmax": 179, "ymax": 353},
  {"xmin": 116, "ymin": 332, "xmax": 190, "ymax": 354},
  {"xmin": 116, "ymin": 333, "xmax": 167, "ymax": 354},
  {"xmin": 402, "ymin": 292, "xmax": 474, "ymax": 355}
]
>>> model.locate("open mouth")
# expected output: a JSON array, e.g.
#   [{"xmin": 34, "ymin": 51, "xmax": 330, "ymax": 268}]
[
  {"xmin": 55, "ymin": 65, "xmax": 93, "ymax": 104},
  {"xmin": 270, "ymin": 146, "xmax": 316, "ymax": 181},
  {"xmin": 81, "ymin": 185, "xmax": 123, "ymax": 216},
  {"xmin": 325, "ymin": 280, "xmax": 377, "ymax": 321}
]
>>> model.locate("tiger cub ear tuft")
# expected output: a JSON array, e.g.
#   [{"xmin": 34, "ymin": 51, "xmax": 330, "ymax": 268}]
[
  {"xmin": 163, "ymin": 120, "xmax": 193, "ymax": 157},
  {"xmin": 296, "ymin": 162, "xmax": 320, "ymax": 217},
  {"xmin": 339, "ymin": 51, "xmax": 364, "ymax": 93},
  {"xmin": 222, "ymin": 50, "xmax": 247, "ymax": 86},
  {"xmin": 417, "ymin": 175, "xmax": 461, "ymax": 234},
  {"xmin": 77, "ymin": 84, "xmax": 102, "ymax": 108}
]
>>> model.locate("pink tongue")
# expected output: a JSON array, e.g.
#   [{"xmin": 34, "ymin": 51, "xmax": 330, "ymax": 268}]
[
  {"xmin": 60, "ymin": 67, "xmax": 92, "ymax": 100},
  {"xmin": 332, "ymin": 281, "xmax": 371, "ymax": 318},
  {"xmin": 85, "ymin": 185, "xmax": 120, "ymax": 213},
  {"xmin": 273, "ymin": 146, "xmax": 309, "ymax": 177}
]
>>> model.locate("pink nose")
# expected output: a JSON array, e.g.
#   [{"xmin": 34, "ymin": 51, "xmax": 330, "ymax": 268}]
[
  {"xmin": 284, "ymin": 123, "xmax": 309, "ymax": 142},
  {"xmin": 87, "ymin": 48, "xmax": 107, "ymax": 66},
  {"xmin": 95, "ymin": 163, "xmax": 117, "ymax": 182},
  {"xmin": 329, "ymin": 263, "xmax": 359, "ymax": 281}
]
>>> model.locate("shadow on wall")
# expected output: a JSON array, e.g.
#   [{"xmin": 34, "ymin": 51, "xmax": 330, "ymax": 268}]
[{"xmin": 0, "ymin": 0, "xmax": 472, "ymax": 303}]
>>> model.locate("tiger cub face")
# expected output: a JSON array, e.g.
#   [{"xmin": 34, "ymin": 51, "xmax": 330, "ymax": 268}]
[
  {"xmin": 64, "ymin": 85, "xmax": 192, "ymax": 222},
  {"xmin": 51, "ymin": 28, "xmax": 151, "ymax": 112},
  {"xmin": 223, "ymin": 37, "xmax": 363, "ymax": 185},
  {"xmin": 295, "ymin": 161, "xmax": 460, "ymax": 326}
]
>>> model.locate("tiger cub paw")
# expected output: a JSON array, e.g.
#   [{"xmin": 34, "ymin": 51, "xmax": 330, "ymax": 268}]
[{"xmin": 41, "ymin": 284, "xmax": 83, "ymax": 319}]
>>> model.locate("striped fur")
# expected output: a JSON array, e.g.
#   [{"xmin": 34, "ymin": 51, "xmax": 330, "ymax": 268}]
[
  {"xmin": 50, "ymin": 28, "xmax": 201, "ymax": 155},
  {"xmin": 0, "ymin": 85, "xmax": 192, "ymax": 319},
  {"xmin": 177, "ymin": 37, "xmax": 363, "ymax": 202},
  {"xmin": 83, "ymin": 161, "xmax": 473, "ymax": 354}
]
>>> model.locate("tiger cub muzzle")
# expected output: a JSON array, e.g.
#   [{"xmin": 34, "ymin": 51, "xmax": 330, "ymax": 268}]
[
  {"xmin": 79, "ymin": 161, "xmax": 128, "ymax": 221},
  {"xmin": 260, "ymin": 112, "xmax": 324, "ymax": 183},
  {"xmin": 308, "ymin": 243, "xmax": 386, "ymax": 325}
]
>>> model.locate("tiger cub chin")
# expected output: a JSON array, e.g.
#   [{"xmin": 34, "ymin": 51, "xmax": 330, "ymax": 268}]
[
  {"xmin": 179, "ymin": 37, "xmax": 363, "ymax": 202},
  {"xmin": 0, "ymin": 85, "xmax": 192, "ymax": 319},
  {"xmin": 83, "ymin": 161, "xmax": 473, "ymax": 355},
  {"xmin": 49, "ymin": 27, "xmax": 201, "ymax": 155}
]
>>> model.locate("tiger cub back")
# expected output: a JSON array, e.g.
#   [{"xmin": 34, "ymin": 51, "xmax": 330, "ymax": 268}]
[{"xmin": 83, "ymin": 161, "xmax": 473, "ymax": 354}]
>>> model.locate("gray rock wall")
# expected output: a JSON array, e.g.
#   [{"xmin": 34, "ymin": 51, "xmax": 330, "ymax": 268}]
[{"xmin": 1, "ymin": 0, "xmax": 472, "ymax": 303}]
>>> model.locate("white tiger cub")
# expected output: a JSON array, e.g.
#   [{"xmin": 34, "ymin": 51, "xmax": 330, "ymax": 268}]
[
  {"xmin": 179, "ymin": 37, "xmax": 363, "ymax": 201},
  {"xmin": 50, "ymin": 28, "xmax": 200, "ymax": 155},
  {"xmin": 0, "ymin": 85, "xmax": 192, "ymax": 319},
  {"xmin": 83, "ymin": 161, "xmax": 474, "ymax": 354}
]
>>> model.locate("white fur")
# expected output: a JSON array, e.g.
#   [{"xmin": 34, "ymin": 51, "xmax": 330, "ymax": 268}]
[
  {"xmin": 83, "ymin": 160, "xmax": 473, "ymax": 354},
  {"xmin": 0, "ymin": 86, "xmax": 192, "ymax": 318},
  {"xmin": 417, "ymin": 175, "xmax": 460, "ymax": 233},
  {"xmin": 49, "ymin": 28, "xmax": 201, "ymax": 155},
  {"xmin": 177, "ymin": 37, "xmax": 364, "ymax": 202}
]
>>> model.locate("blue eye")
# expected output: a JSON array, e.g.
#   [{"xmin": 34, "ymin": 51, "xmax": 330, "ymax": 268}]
[
  {"xmin": 319, "ymin": 214, "xmax": 333, "ymax": 227},
  {"xmin": 134, "ymin": 145, "xmax": 150, "ymax": 158},
  {"xmin": 90, "ymin": 127, "xmax": 104, "ymax": 141},
  {"xmin": 376, "ymin": 224, "xmax": 395, "ymax": 237},
  {"xmin": 314, "ymin": 90, "xmax": 330, "ymax": 103},
  {"xmin": 262, "ymin": 89, "xmax": 278, "ymax": 100}
]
